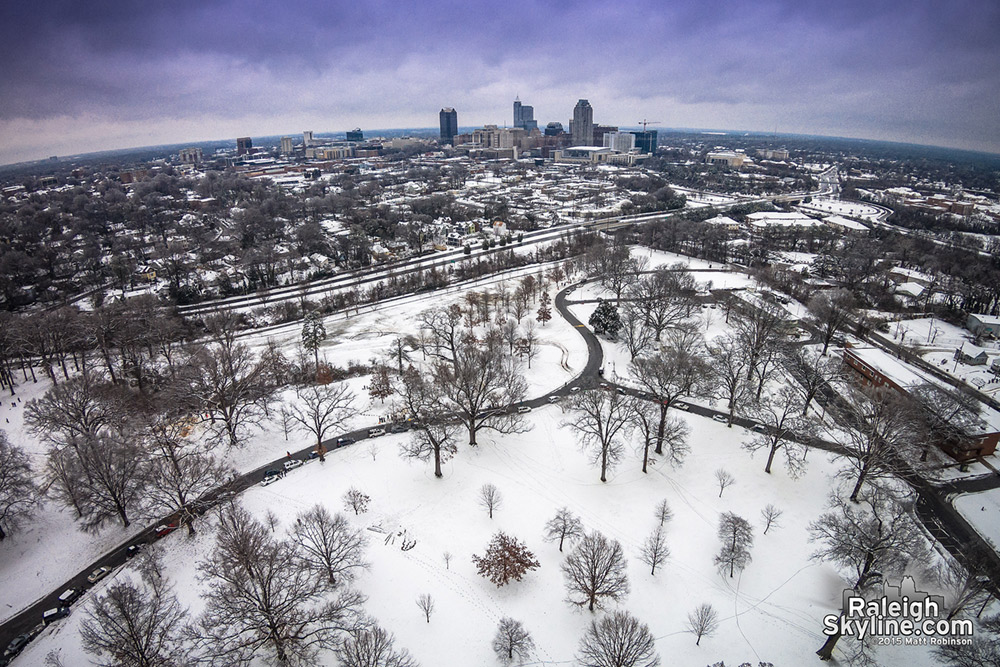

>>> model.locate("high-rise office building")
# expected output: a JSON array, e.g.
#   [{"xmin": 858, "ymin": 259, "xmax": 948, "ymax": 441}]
[
  {"xmin": 236, "ymin": 137, "xmax": 252, "ymax": 155},
  {"xmin": 513, "ymin": 97, "xmax": 537, "ymax": 131},
  {"xmin": 280, "ymin": 137, "xmax": 293, "ymax": 155},
  {"xmin": 544, "ymin": 122, "xmax": 564, "ymax": 136},
  {"xmin": 571, "ymin": 99, "xmax": 594, "ymax": 146},
  {"xmin": 603, "ymin": 131, "xmax": 636, "ymax": 152},
  {"xmin": 440, "ymin": 107, "xmax": 458, "ymax": 144},
  {"xmin": 303, "ymin": 130, "xmax": 314, "ymax": 147},
  {"xmin": 630, "ymin": 130, "xmax": 658, "ymax": 154},
  {"xmin": 346, "ymin": 128, "xmax": 363, "ymax": 142}
]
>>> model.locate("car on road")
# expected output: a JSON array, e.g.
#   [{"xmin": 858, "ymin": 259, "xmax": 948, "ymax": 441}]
[
  {"xmin": 389, "ymin": 423, "xmax": 409, "ymax": 433},
  {"xmin": 599, "ymin": 382, "xmax": 610, "ymax": 390},
  {"xmin": 283, "ymin": 459, "xmax": 303, "ymax": 472},
  {"xmin": 87, "ymin": 566, "xmax": 111, "ymax": 584},
  {"xmin": 569, "ymin": 386, "xmax": 581, "ymax": 393},
  {"xmin": 516, "ymin": 406, "xmax": 532, "ymax": 413},
  {"xmin": 547, "ymin": 395, "xmax": 560, "ymax": 403},
  {"xmin": 752, "ymin": 424, "xmax": 767, "ymax": 433},
  {"xmin": 712, "ymin": 414, "xmax": 728, "ymax": 423},
  {"xmin": 368, "ymin": 428, "xmax": 386, "ymax": 438},
  {"xmin": 3, "ymin": 634, "xmax": 30, "ymax": 660},
  {"xmin": 616, "ymin": 387, "xmax": 627, "ymax": 395},
  {"xmin": 56, "ymin": 589, "xmax": 79, "ymax": 607},
  {"xmin": 43, "ymin": 607, "xmax": 71, "ymax": 625},
  {"xmin": 336, "ymin": 437, "xmax": 356, "ymax": 447},
  {"xmin": 674, "ymin": 402, "xmax": 690, "ymax": 411},
  {"xmin": 260, "ymin": 471, "xmax": 282, "ymax": 486},
  {"xmin": 154, "ymin": 523, "xmax": 178, "ymax": 538},
  {"xmin": 126, "ymin": 543, "xmax": 144, "ymax": 559}
]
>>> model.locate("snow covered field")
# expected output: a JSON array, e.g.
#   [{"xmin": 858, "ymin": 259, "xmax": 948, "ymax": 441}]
[{"xmin": 19, "ymin": 401, "xmax": 938, "ymax": 666}]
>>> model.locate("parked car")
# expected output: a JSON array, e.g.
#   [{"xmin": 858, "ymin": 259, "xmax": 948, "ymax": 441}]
[
  {"xmin": 712, "ymin": 414, "xmax": 728, "ymax": 423},
  {"xmin": 260, "ymin": 471, "xmax": 281, "ymax": 486},
  {"xmin": 87, "ymin": 566, "xmax": 111, "ymax": 584},
  {"xmin": 616, "ymin": 387, "xmax": 627, "ymax": 395},
  {"xmin": 674, "ymin": 402, "xmax": 690, "ymax": 411},
  {"xmin": 547, "ymin": 395, "xmax": 560, "ymax": 403},
  {"xmin": 3, "ymin": 634, "xmax": 30, "ymax": 660},
  {"xmin": 154, "ymin": 523, "xmax": 178, "ymax": 538},
  {"xmin": 368, "ymin": 428, "xmax": 386, "ymax": 438},
  {"xmin": 336, "ymin": 437, "xmax": 356, "ymax": 447},
  {"xmin": 569, "ymin": 386, "xmax": 581, "ymax": 393},
  {"xmin": 42, "ymin": 607, "xmax": 70, "ymax": 625},
  {"xmin": 517, "ymin": 406, "xmax": 532, "ymax": 414},
  {"xmin": 389, "ymin": 423, "xmax": 409, "ymax": 433},
  {"xmin": 56, "ymin": 589, "xmax": 79, "ymax": 607},
  {"xmin": 283, "ymin": 459, "xmax": 303, "ymax": 472},
  {"xmin": 752, "ymin": 424, "xmax": 767, "ymax": 433},
  {"xmin": 126, "ymin": 543, "xmax": 144, "ymax": 559}
]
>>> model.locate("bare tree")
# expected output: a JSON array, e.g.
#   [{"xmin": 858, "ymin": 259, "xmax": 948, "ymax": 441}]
[
  {"xmin": 562, "ymin": 531, "xmax": 630, "ymax": 612},
  {"xmin": 731, "ymin": 300, "xmax": 787, "ymax": 401},
  {"xmin": 809, "ymin": 488, "xmax": 928, "ymax": 660},
  {"xmin": 479, "ymin": 483, "xmax": 503, "ymax": 519},
  {"xmin": 714, "ymin": 469, "xmax": 735, "ymax": 498},
  {"xmin": 788, "ymin": 348, "xmax": 841, "ymax": 416},
  {"xmin": 186, "ymin": 339, "xmax": 274, "ymax": 448},
  {"xmin": 808, "ymin": 289, "xmax": 856, "ymax": 356},
  {"xmin": 343, "ymin": 488, "xmax": 371, "ymax": 515},
  {"xmin": 418, "ymin": 305, "xmax": 463, "ymax": 363},
  {"xmin": 472, "ymin": 531, "xmax": 540, "ymax": 587},
  {"xmin": 81, "ymin": 576, "xmax": 187, "ymax": 667},
  {"xmin": 743, "ymin": 387, "xmax": 810, "ymax": 476},
  {"xmin": 629, "ymin": 397, "xmax": 689, "ymax": 473},
  {"xmin": 442, "ymin": 552, "xmax": 452, "ymax": 569},
  {"xmin": 416, "ymin": 594, "xmax": 434, "ymax": 623},
  {"xmin": 46, "ymin": 428, "xmax": 148, "ymax": 530},
  {"xmin": 564, "ymin": 389, "xmax": 631, "ymax": 482},
  {"xmin": 707, "ymin": 333, "xmax": 751, "ymax": 427},
  {"xmin": 396, "ymin": 365, "xmax": 458, "ymax": 478},
  {"xmin": 715, "ymin": 512, "xmax": 754, "ymax": 578},
  {"xmin": 544, "ymin": 507, "xmax": 584, "ymax": 552},
  {"xmin": 936, "ymin": 555, "xmax": 994, "ymax": 621},
  {"xmin": 627, "ymin": 265, "xmax": 695, "ymax": 341},
  {"xmin": 291, "ymin": 505, "xmax": 367, "ymax": 588},
  {"xmin": 639, "ymin": 527, "xmax": 670, "ymax": 576},
  {"xmin": 686, "ymin": 603, "xmax": 719, "ymax": 646},
  {"xmin": 336, "ymin": 624, "xmax": 418, "ymax": 667},
  {"xmin": 193, "ymin": 505, "xmax": 364, "ymax": 665},
  {"xmin": 654, "ymin": 499, "xmax": 673, "ymax": 527},
  {"xmin": 493, "ymin": 617, "xmax": 534, "ymax": 664},
  {"xmin": 515, "ymin": 320, "xmax": 539, "ymax": 369},
  {"xmin": 577, "ymin": 610, "xmax": 660, "ymax": 667},
  {"xmin": 833, "ymin": 385, "xmax": 920, "ymax": 501},
  {"xmin": 0, "ymin": 431, "xmax": 37, "ymax": 541},
  {"xmin": 630, "ymin": 334, "xmax": 712, "ymax": 455},
  {"xmin": 288, "ymin": 383, "xmax": 355, "ymax": 461},
  {"xmin": 433, "ymin": 336, "xmax": 528, "ymax": 447},
  {"xmin": 761, "ymin": 504, "xmax": 783, "ymax": 535},
  {"xmin": 619, "ymin": 305, "xmax": 655, "ymax": 360},
  {"xmin": 144, "ymin": 417, "xmax": 232, "ymax": 536}
]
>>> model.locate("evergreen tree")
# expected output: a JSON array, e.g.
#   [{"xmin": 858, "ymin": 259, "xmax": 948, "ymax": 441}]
[
  {"xmin": 588, "ymin": 299, "xmax": 621, "ymax": 338},
  {"xmin": 301, "ymin": 310, "xmax": 327, "ymax": 371},
  {"xmin": 536, "ymin": 291, "xmax": 552, "ymax": 326}
]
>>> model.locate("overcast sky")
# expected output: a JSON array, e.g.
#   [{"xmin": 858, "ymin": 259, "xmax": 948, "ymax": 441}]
[{"xmin": 1, "ymin": 0, "xmax": 998, "ymax": 165}]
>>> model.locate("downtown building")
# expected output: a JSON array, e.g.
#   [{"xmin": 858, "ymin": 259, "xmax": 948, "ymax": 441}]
[{"xmin": 439, "ymin": 107, "xmax": 458, "ymax": 144}]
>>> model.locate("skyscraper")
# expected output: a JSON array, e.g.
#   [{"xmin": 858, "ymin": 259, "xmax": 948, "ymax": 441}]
[
  {"xmin": 571, "ymin": 99, "xmax": 593, "ymax": 146},
  {"xmin": 513, "ymin": 97, "xmax": 537, "ymax": 131},
  {"xmin": 236, "ymin": 137, "xmax": 252, "ymax": 155},
  {"xmin": 440, "ymin": 107, "xmax": 458, "ymax": 144},
  {"xmin": 280, "ymin": 136, "xmax": 293, "ymax": 155},
  {"xmin": 630, "ymin": 130, "xmax": 658, "ymax": 154}
]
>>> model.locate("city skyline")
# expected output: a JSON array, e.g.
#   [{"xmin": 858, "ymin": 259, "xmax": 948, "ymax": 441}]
[{"xmin": 0, "ymin": 0, "xmax": 998, "ymax": 165}]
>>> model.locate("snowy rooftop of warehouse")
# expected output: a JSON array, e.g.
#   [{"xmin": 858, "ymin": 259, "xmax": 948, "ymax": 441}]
[
  {"xmin": 746, "ymin": 211, "xmax": 821, "ymax": 227},
  {"xmin": 822, "ymin": 214, "xmax": 868, "ymax": 231}
]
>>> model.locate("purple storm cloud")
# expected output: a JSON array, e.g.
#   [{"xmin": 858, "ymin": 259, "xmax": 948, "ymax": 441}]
[{"xmin": 0, "ymin": 0, "xmax": 998, "ymax": 163}]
